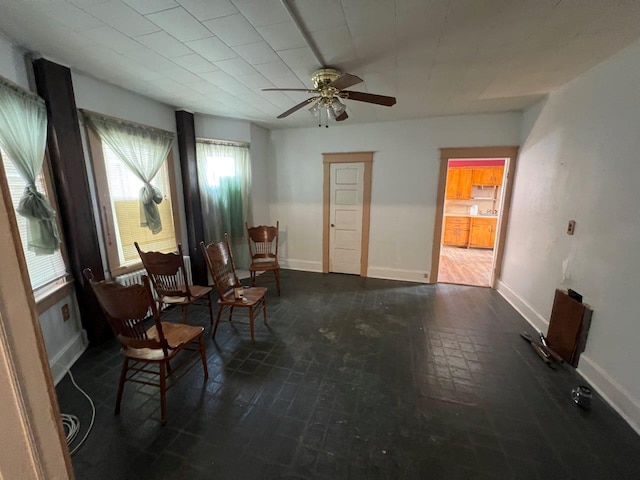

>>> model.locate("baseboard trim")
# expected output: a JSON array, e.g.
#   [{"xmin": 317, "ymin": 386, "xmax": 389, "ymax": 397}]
[
  {"xmin": 497, "ymin": 280, "xmax": 640, "ymax": 436},
  {"xmin": 367, "ymin": 266, "xmax": 429, "ymax": 283},
  {"xmin": 280, "ymin": 259, "xmax": 323, "ymax": 272},
  {"xmin": 496, "ymin": 280, "xmax": 548, "ymax": 332},
  {"xmin": 577, "ymin": 355, "xmax": 640, "ymax": 435},
  {"xmin": 50, "ymin": 330, "xmax": 88, "ymax": 386}
]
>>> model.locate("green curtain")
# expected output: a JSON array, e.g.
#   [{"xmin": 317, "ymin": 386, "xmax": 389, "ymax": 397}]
[
  {"xmin": 196, "ymin": 141, "xmax": 252, "ymax": 267},
  {"xmin": 0, "ymin": 78, "xmax": 60, "ymax": 255},
  {"xmin": 85, "ymin": 112, "xmax": 174, "ymax": 234}
]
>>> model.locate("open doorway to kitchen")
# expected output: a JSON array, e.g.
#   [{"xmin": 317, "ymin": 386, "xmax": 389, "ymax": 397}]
[{"xmin": 430, "ymin": 146, "xmax": 519, "ymax": 288}]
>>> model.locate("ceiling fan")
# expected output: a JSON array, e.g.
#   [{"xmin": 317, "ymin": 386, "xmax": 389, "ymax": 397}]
[{"xmin": 262, "ymin": 68, "xmax": 396, "ymax": 125}]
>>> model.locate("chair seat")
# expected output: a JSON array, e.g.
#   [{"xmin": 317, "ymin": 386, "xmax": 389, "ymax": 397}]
[
  {"xmin": 162, "ymin": 284, "xmax": 212, "ymax": 304},
  {"xmin": 249, "ymin": 261, "xmax": 279, "ymax": 271},
  {"xmin": 122, "ymin": 322, "xmax": 204, "ymax": 361},
  {"xmin": 219, "ymin": 286, "xmax": 267, "ymax": 307}
]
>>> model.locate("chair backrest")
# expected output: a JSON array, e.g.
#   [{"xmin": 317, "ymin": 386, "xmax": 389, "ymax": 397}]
[
  {"xmin": 246, "ymin": 221, "xmax": 279, "ymax": 261},
  {"xmin": 200, "ymin": 233, "xmax": 239, "ymax": 300},
  {"xmin": 83, "ymin": 269, "xmax": 168, "ymax": 354},
  {"xmin": 135, "ymin": 242, "xmax": 193, "ymax": 300}
]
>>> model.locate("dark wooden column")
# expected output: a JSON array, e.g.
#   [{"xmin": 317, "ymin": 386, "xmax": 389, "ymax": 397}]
[
  {"xmin": 32, "ymin": 59, "xmax": 110, "ymax": 345},
  {"xmin": 175, "ymin": 110, "xmax": 207, "ymax": 285}
]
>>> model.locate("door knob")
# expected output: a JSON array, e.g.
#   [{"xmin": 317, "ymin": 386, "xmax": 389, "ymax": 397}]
[{"xmin": 331, "ymin": 224, "xmax": 335, "ymax": 227}]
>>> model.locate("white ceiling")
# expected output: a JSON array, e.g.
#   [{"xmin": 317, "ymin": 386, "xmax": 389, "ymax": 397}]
[{"xmin": 2, "ymin": 0, "xmax": 640, "ymax": 129}]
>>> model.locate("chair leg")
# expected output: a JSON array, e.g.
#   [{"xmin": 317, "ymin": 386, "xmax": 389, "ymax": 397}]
[
  {"xmin": 249, "ymin": 306, "xmax": 255, "ymax": 343},
  {"xmin": 229, "ymin": 305, "xmax": 234, "ymax": 322},
  {"xmin": 199, "ymin": 336, "xmax": 209, "ymax": 380},
  {"xmin": 207, "ymin": 292, "xmax": 214, "ymax": 325},
  {"xmin": 115, "ymin": 357, "xmax": 128, "ymax": 415},
  {"xmin": 274, "ymin": 268, "xmax": 281, "ymax": 296},
  {"xmin": 159, "ymin": 362, "xmax": 167, "ymax": 426},
  {"xmin": 262, "ymin": 297, "xmax": 268, "ymax": 325},
  {"xmin": 181, "ymin": 305, "xmax": 188, "ymax": 324},
  {"xmin": 212, "ymin": 304, "xmax": 224, "ymax": 340},
  {"xmin": 251, "ymin": 270, "xmax": 256, "ymax": 287}
]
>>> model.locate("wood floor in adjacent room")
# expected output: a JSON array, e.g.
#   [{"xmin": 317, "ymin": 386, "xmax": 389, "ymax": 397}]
[{"xmin": 438, "ymin": 246, "xmax": 494, "ymax": 287}]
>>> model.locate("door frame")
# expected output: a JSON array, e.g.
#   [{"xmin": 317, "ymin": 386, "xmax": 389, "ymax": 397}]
[
  {"xmin": 431, "ymin": 146, "xmax": 519, "ymax": 288},
  {"xmin": 322, "ymin": 152, "xmax": 373, "ymax": 276},
  {"xmin": 0, "ymin": 156, "xmax": 74, "ymax": 478}
]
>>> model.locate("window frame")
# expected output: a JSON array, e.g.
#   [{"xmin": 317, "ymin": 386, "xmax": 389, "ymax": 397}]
[
  {"xmin": 0, "ymin": 148, "xmax": 74, "ymax": 308},
  {"xmin": 84, "ymin": 116, "xmax": 182, "ymax": 277}
]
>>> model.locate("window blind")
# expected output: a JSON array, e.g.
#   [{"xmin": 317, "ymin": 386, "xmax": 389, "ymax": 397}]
[
  {"xmin": 1, "ymin": 149, "xmax": 67, "ymax": 289},
  {"xmin": 102, "ymin": 143, "xmax": 177, "ymax": 264}
]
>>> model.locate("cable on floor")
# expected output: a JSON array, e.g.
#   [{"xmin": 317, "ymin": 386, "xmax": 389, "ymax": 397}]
[{"xmin": 60, "ymin": 370, "xmax": 96, "ymax": 455}]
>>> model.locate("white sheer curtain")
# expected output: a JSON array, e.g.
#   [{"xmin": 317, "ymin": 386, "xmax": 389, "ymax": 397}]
[
  {"xmin": 196, "ymin": 141, "xmax": 252, "ymax": 267},
  {"xmin": 0, "ymin": 77, "xmax": 60, "ymax": 255},
  {"xmin": 85, "ymin": 112, "xmax": 174, "ymax": 234}
]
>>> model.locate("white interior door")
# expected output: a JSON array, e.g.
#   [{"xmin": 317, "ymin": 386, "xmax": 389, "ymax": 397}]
[{"xmin": 329, "ymin": 162, "xmax": 364, "ymax": 274}]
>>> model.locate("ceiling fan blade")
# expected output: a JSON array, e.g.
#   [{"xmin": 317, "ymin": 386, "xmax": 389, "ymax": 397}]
[
  {"xmin": 329, "ymin": 73, "xmax": 363, "ymax": 90},
  {"xmin": 342, "ymin": 91, "xmax": 396, "ymax": 106},
  {"xmin": 277, "ymin": 97, "xmax": 319, "ymax": 119},
  {"xmin": 262, "ymin": 88, "xmax": 316, "ymax": 92},
  {"xmin": 335, "ymin": 111, "xmax": 348, "ymax": 122}
]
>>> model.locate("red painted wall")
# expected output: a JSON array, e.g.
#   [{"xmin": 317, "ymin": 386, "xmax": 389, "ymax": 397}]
[{"xmin": 449, "ymin": 158, "xmax": 506, "ymax": 167}]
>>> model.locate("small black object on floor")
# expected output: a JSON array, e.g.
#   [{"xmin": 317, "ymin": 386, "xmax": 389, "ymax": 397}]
[{"xmin": 57, "ymin": 271, "xmax": 640, "ymax": 479}]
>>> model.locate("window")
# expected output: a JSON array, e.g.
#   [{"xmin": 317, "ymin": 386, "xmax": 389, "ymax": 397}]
[
  {"xmin": 196, "ymin": 139, "xmax": 251, "ymax": 266},
  {"xmin": 1, "ymin": 148, "xmax": 68, "ymax": 291},
  {"xmin": 85, "ymin": 115, "xmax": 180, "ymax": 275},
  {"xmin": 102, "ymin": 143, "xmax": 177, "ymax": 264}
]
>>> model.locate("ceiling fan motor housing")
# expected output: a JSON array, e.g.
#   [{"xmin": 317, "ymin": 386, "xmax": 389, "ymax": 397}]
[{"xmin": 312, "ymin": 68, "xmax": 342, "ymax": 90}]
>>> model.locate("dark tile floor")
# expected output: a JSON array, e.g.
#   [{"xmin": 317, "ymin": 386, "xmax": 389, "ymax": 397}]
[{"xmin": 57, "ymin": 271, "xmax": 640, "ymax": 479}]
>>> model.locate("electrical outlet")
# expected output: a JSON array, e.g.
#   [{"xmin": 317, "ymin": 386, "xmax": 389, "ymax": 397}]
[
  {"xmin": 61, "ymin": 303, "xmax": 70, "ymax": 322},
  {"xmin": 423, "ymin": 273, "xmax": 429, "ymax": 279},
  {"xmin": 567, "ymin": 220, "xmax": 576, "ymax": 236}
]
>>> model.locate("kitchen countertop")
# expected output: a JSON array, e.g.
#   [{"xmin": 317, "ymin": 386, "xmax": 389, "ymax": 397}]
[{"xmin": 444, "ymin": 213, "xmax": 499, "ymax": 218}]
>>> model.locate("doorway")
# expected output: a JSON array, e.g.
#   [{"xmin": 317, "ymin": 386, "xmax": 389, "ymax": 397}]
[
  {"xmin": 322, "ymin": 152, "xmax": 373, "ymax": 276},
  {"xmin": 431, "ymin": 146, "xmax": 519, "ymax": 288}
]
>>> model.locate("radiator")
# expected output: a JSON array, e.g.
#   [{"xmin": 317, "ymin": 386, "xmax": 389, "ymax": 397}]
[{"xmin": 115, "ymin": 256, "xmax": 193, "ymax": 310}]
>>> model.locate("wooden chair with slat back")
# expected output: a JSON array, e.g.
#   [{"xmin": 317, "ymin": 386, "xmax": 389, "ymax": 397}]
[
  {"xmin": 245, "ymin": 221, "xmax": 281, "ymax": 295},
  {"xmin": 83, "ymin": 268, "xmax": 208, "ymax": 425},
  {"xmin": 200, "ymin": 233, "xmax": 268, "ymax": 343},
  {"xmin": 134, "ymin": 242, "xmax": 213, "ymax": 325}
]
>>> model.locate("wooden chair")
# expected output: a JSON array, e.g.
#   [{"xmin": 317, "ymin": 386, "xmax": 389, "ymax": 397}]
[
  {"xmin": 200, "ymin": 234, "xmax": 268, "ymax": 343},
  {"xmin": 135, "ymin": 242, "xmax": 213, "ymax": 325},
  {"xmin": 83, "ymin": 269, "xmax": 208, "ymax": 425},
  {"xmin": 245, "ymin": 221, "xmax": 281, "ymax": 295}
]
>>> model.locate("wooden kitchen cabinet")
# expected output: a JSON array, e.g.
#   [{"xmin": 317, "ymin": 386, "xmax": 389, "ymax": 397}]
[
  {"xmin": 443, "ymin": 217, "xmax": 471, "ymax": 246},
  {"xmin": 469, "ymin": 217, "xmax": 497, "ymax": 248},
  {"xmin": 472, "ymin": 166, "xmax": 504, "ymax": 186},
  {"xmin": 445, "ymin": 167, "xmax": 472, "ymax": 199}
]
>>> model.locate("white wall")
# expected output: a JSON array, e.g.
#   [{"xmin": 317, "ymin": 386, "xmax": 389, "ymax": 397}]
[
  {"xmin": 249, "ymin": 123, "xmax": 270, "ymax": 224},
  {"xmin": 72, "ymin": 72, "xmax": 189, "ymax": 259},
  {"xmin": 0, "ymin": 32, "xmax": 28, "ymax": 87},
  {"xmin": 499, "ymin": 38, "xmax": 640, "ymax": 432},
  {"xmin": 195, "ymin": 114, "xmax": 251, "ymax": 142},
  {"xmin": 38, "ymin": 294, "xmax": 87, "ymax": 385},
  {"xmin": 268, "ymin": 113, "xmax": 521, "ymax": 280},
  {"xmin": 0, "ymin": 34, "xmax": 86, "ymax": 382}
]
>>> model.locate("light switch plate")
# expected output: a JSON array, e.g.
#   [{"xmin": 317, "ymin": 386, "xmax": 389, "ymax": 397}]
[{"xmin": 567, "ymin": 220, "xmax": 576, "ymax": 235}]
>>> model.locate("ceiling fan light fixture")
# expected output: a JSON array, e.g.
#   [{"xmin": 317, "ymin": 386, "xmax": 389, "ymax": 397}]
[
  {"xmin": 308, "ymin": 101, "xmax": 321, "ymax": 118},
  {"xmin": 325, "ymin": 102, "xmax": 336, "ymax": 120},
  {"xmin": 331, "ymin": 98, "xmax": 346, "ymax": 117}
]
